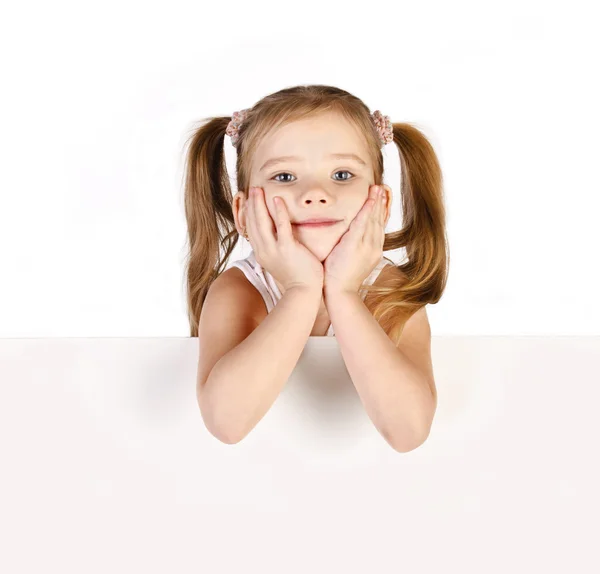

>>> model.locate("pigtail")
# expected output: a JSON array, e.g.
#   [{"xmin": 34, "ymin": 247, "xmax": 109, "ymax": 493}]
[
  {"xmin": 182, "ymin": 116, "xmax": 239, "ymax": 337},
  {"xmin": 391, "ymin": 122, "xmax": 448, "ymax": 304},
  {"xmin": 367, "ymin": 121, "xmax": 450, "ymax": 341}
]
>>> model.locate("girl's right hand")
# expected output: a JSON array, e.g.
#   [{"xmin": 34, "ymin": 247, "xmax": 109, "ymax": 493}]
[{"xmin": 245, "ymin": 186, "xmax": 324, "ymax": 293}]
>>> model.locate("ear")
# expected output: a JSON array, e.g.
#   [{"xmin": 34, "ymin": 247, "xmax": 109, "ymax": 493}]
[
  {"xmin": 232, "ymin": 191, "xmax": 249, "ymax": 236},
  {"xmin": 381, "ymin": 184, "xmax": 392, "ymax": 227}
]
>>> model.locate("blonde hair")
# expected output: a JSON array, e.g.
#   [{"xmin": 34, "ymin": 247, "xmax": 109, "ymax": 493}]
[{"xmin": 181, "ymin": 84, "xmax": 449, "ymax": 341}]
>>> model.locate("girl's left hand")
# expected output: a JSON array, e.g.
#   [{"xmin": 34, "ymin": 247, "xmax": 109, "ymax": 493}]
[{"xmin": 323, "ymin": 185, "xmax": 387, "ymax": 295}]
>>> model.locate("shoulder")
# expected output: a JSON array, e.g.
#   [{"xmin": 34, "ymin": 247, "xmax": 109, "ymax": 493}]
[
  {"xmin": 370, "ymin": 262, "xmax": 432, "ymax": 353},
  {"xmin": 374, "ymin": 263, "xmax": 426, "ymax": 328},
  {"xmin": 218, "ymin": 267, "xmax": 268, "ymax": 327}
]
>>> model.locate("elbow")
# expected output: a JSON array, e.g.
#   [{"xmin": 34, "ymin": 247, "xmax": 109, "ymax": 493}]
[
  {"xmin": 388, "ymin": 426, "xmax": 431, "ymax": 453},
  {"xmin": 206, "ymin": 416, "xmax": 249, "ymax": 446},
  {"xmin": 197, "ymin": 389, "xmax": 247, "ymax": 445},
  {"xmin": 205, "ymin": 413, "xmax": 248, "ymax": 445},
  {"xmin": 212, "ymin": 427, "xmax": 246, "ymax": 445},
  {"xmin": 385, "ymin": 405, "xmax": 435, "ymax": 453},
  {"xmin": 385, "ymin": 424, "xmax": 431, "ymax": 453}
]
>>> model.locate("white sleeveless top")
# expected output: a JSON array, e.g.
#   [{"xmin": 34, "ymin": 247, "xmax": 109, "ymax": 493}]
[{"xmin": 229, "ymin": 250, "xmax": 395, "ymax": 336}]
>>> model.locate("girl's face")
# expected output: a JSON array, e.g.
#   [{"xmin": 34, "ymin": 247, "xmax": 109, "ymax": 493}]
[{"xmin": 239, "ymin": 111, "xmax": 391, "ymax": 263}]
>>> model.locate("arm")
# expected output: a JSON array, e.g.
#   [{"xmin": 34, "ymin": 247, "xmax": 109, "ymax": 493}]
[
  {"xmin": 326, "ymin": 291, "xmax": 435, "ymax": 453},
  {"xmin": 202, "ymin": 286, "xmax": 321, "ymax": 444}
]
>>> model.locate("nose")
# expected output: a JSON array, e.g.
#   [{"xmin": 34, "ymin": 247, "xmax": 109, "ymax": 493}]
[{"xmin": 300, "ymin": 188, "xmax": 331, "ymax": 204}]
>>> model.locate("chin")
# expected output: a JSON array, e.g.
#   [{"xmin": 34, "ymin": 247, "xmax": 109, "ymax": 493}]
[
  {"xmin": 300, "ymin": 241, "xmax": 337, "ymax": 263},
  {"xmin": 293, "ymin": 225, "xmax": 344, "ymax": 253}
]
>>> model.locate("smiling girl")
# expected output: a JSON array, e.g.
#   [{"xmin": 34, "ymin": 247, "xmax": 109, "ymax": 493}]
[{"xmin": 183, "ymin": 84, "xmax": 449, "ymax": 451}]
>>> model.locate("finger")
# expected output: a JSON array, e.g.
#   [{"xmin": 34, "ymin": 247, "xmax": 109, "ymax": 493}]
[
  {"xmin": 243, "ymin": 188, "xmax": 253, "ymax": 242},
  {"xmin": 365, "ymin": 189, "xmax": 380, "ymax": 243},
  {"xmin": 371, "ymin": 187, "xmax": 384, "ymax": 226},
  {"xmin": 379, "ymin": 190, "xmax": 386, "ymax": 227},
  {"xmin": 246, "ymin": 188, "xmax": 264, "ymax": 250},
  {"xmin": 370, "ymin": 188, "xmax": 379, "ymax": 220},
  {"xmin": 352, "ymin": 193, "xmax": 376, "ymax": 238},
  {"xmin": 377, "ymin": 189, "xmax": 386, "ymax": 233},
  {"xmin": 272, "ymin": 196, "xmax": 293, "ymax": 242},
  {"xmin": 252, "ymin": 187, "xmax": 279, "ymax": 247}
]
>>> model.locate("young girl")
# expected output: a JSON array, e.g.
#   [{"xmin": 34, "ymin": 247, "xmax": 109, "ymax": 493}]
[{"xmin": 183, "ymin": 84, "xmax": 448, "ymax": 451}]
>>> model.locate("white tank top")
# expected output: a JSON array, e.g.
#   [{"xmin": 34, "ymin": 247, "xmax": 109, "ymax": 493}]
[{"xmin": 229, "ymin": 250, "xmax": 395, "ymax": 336}]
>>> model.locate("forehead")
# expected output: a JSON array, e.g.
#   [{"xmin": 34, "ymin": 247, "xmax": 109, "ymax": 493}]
[{"xmin": 252, "ymin": 111, "xmax": 367, "ymax": 167}]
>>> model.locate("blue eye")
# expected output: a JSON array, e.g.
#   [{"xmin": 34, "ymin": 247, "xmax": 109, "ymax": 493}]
[{"xmin": 271, "ymin": 170, "xmax": 355, "ymax": 183}]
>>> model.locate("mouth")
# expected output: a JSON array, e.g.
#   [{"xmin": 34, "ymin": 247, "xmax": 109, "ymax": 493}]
[{"xmin": 292, "ymin": 220, "xmax": 341, "ymax": 229}]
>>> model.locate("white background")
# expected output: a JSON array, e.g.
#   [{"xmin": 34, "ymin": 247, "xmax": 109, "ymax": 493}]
[
  {"xmin": 2, "ymin": 0, "xmax": 599, "ymax": 336},
  {"xmin": 1, "ymin": 1, "xmax": 599, "ymax": 573}
]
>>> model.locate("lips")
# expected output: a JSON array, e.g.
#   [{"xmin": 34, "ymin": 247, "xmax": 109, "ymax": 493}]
[
  {"xmin": 293, "ymin": 220, "xmax": 341, "ymax": 228},
  {"xmin": 296, "ymin": 218, "xmax": 339, "ymax": 224}
]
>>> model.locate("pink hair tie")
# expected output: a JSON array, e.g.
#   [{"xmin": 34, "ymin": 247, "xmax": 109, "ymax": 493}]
[
  {"xmin": 225, "ymin": 108, "xmax": 251, "ymax": 147},
  {"xmin": 371, "ymin": 110, "xmax": 394, "ymax": 146},
  {"xmin": 226, "ymin": 108, "xmax": 393, "ymax": 148}
]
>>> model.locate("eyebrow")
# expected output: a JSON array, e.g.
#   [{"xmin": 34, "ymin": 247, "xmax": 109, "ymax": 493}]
[{"xmin": 259, "ymin": 153, "xmax": 367, "ymax": 173}]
